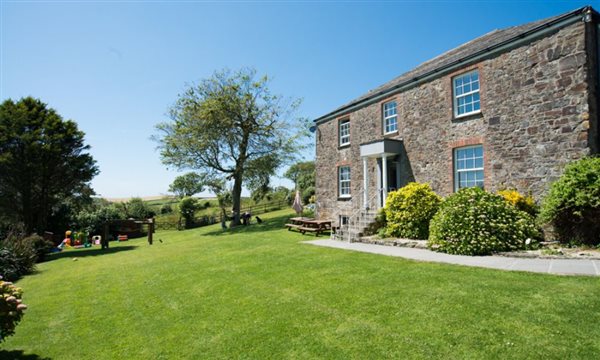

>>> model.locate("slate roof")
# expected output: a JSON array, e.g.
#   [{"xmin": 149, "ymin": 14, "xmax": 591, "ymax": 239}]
[{"xmin": 315, "ymin": 5, "xmax": 592, "ymax": 123}]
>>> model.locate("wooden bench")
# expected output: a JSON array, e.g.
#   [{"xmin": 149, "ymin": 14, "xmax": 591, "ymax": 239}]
[
  {"xmin": 284, "ymin": 217, "xmax": 332, "ymax": 236},
  {"xmin": 285, "ymin": 223, "xmax": 302, "ymax": 230},
  {"xmin": 298, "ymin": 226, "xmax": 323, "ymax": 236}
]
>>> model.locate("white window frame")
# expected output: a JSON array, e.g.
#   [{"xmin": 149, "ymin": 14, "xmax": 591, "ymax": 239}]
[
  {"xmin": 339, "ymin": 215, "xmax": 349, "ymax": 226},
  {"xmin": 383, "ymin": 101, "xmax": 398, "ymax": 134},
  {"xmin": 453, "ymin": 70, "xmax": 481, "ymax": 118},
  {"xmin": 338, "ymin": 166, "xmax": 351, "ymax": 198},
  {"xmin": 454, "ymin": 145, "xmax": 484, "ymax": 192},
  {"xmin": 339, "ymin": 119, "xmax": 350, "ymax": 146}
]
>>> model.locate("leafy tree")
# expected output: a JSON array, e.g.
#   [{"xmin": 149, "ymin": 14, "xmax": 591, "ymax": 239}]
[
  {"xmin": 75, "ymin": 203, "xmax": 125, "ymax": 235},
  {"xmin": 169, "ymin": 172, "xmax": 206, "ymax": 198},
  {"xmin": 0, "ymin": 97, "xmax": 98, "ymax": 234},
  {"xmin": 155, "ymin": 68, "xmax": 306, "ymax": 226},
  {"xmin": 284, "ymin": 161, "xmax": 315, "ymax": 191},
  {"xmin": 178, "ymin": 197, "xmax": 198, "ymax": 229},
  {"xmin": 122, "ymin": 198, "xmax": 155, "ymax": 219}
]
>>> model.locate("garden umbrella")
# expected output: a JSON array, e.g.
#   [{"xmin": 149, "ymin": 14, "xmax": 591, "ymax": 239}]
[{"xmin": 292, "ymin": 190, "xmax": 303, "ymax": 215}]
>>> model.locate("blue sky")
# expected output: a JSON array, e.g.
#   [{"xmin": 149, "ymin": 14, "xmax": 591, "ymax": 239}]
[{"xmin": 1, "ymin": 0, "xmax": 595, "ymax": 198}]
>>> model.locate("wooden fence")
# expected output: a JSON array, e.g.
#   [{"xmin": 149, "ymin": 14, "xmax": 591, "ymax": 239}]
[{"xmin": 154, "ymin": 200, "xmax": 288, "ymax": 231}]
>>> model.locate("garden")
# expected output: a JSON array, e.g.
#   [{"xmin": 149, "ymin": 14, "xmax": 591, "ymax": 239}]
[
  {"xmin": 1, "ymin": 209, "xmax": 600, "ymax": 359},
  {"xmin": 371, "ymin": 156, "xmax": 600, "ymax": 258}
]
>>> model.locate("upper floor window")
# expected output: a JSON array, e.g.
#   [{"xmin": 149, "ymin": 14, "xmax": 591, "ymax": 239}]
[
  {"xmin": 383, "ymin": 101, "xmax": 398, "ymax": 134},
  {"xmin": 339, "ymin": 119, "xmax": 350, "ymax": 146},
  {"xmin": 454, "ymin": 145, "xmax": 484, "ymax": 191},
  {"xmin": 453, "ymin": 71, "xmax": 480, "ymax": 117},
  {"xmin": 339, "ymin": 166, "xmax": 351, "ymax": 197}
]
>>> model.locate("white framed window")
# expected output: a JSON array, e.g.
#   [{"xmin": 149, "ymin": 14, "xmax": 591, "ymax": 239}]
[
  {"xmin": 339, "ymin": 215, "xmax": 349, "ymax": 226},
  {"xmin": 454, "ymin": 145, "xmax": 484, "ymax": 191},
  {"xmin": 453, "ymin": 71, "xmax": 480, "ymax": 117},
  {"xmin": 338, "ymin": 166, "xmax": 351, "ymax": 197},
  {"xmin": 339, "ymin": 119, "xmax": 350, "ymax": 146},
  {"xmin": 383, "ymin": 101, "xmax": 398, "ymax": 134}
]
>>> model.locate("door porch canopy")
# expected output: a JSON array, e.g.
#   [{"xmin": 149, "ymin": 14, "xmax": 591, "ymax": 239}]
[{"xmin": 359, "ymin": 139, "xmax": 403, "ymax": 208}]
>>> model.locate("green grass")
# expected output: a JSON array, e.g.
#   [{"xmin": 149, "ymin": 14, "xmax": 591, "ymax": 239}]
[{"xmin": 3, "ymin": 209, "xmax": 600, "ymax": 359}]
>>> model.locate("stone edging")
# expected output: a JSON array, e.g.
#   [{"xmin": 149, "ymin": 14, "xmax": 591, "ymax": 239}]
[{"xmin": 357, "ymin": 236, "xmax": 600, "ymax": 260}]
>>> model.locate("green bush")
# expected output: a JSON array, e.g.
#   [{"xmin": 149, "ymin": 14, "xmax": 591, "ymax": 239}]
[
  {"xmin": 429, "ymin": 187, "xmax": 539, "ymax": 255},
  {"xmin": 124, "ymin": 198, "xmax": 156, "ymax": 219},
  {"xmin": 25, "ymin": 234, "xmax": 54, "ymax": 263},
  {"xmin": 160, "ymin": 204, "xmax": 173, "ymax": 214},
  {"xmin": 383, "ymin": 182, "xmax": 442, "ymax": 240},
  {"xmin": 539, "ymin": 156, "xmax": 600, "ymax": 245},
  {"xmin": 302, "ymin": 186, "xmax": 315, "ymax": 205},
  {"xmin": 75, "ymin": 204, "xmax": 125, "ymax": 235},
  {"xmin": 0, "ymin": 277, "xmax": 27, "ymax": 342},
  {"xmin": 179, "ymin": 197, "xmax": 198, "ymax": 229},
  {"xmin": 0, "ymin": 236, "xmax": 37, "ymax": 281}
]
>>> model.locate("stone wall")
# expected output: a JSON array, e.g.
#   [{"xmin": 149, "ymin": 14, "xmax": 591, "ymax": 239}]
[{"xmin": 315, "ymin": 21, "xmax": 596, "ymax": 223}]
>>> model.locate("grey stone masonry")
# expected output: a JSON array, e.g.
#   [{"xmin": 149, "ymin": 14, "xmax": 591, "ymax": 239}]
[{"xmin": 315, "ymin": 11, "xmax": 599, "ymax": 226}]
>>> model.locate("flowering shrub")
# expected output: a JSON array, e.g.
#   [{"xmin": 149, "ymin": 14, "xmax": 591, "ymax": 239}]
[
  {"xmin": 497, "ymin": 189, "xmax": 538, "ymax": 216},
  {"xmin": 384, "ymin": 183, "xmax": 442, "ymax": 240},
  {"xmin": 0, "ymin": 277, "xmax": 27, "ymax": 342},
  {"xmin": 429, "ymin": 187, "xmax": 539, "ymax": 255},
  {"xmin": 539, "ymin": 156, "xmax": 600, "ymax": 245}
]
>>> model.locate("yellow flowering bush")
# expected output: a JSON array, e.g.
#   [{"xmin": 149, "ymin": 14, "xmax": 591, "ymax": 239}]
[
  {"xmin": 497, "ymin": 189, "xmax": 538, "ymax": 216},
  {"xmin": 384, "ymin": 182, "xmax": 442, "ymax": 240},
  {"xmin": 429, "ymin": 187, "xmax": 539, "ymax": 255},
  {"xmin": 0, "ymin": 277, "xmax": 27, "ymax": 342}
]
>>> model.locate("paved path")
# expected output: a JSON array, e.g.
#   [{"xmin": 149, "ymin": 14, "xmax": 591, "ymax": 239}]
[{"xmin": 305, "ymin": 239, "xmax": 600, "ymax": 276}]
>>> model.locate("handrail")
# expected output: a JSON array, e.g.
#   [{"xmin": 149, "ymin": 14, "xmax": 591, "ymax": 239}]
[{"xmin": 335, "ymin": 188, "xmax": 383, "ymax": 243}]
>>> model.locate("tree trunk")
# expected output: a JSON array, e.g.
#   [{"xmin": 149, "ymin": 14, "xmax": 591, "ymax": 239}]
[{"xmin": 231, "ymin": 173, "xmax": 243, "ymax": 226}]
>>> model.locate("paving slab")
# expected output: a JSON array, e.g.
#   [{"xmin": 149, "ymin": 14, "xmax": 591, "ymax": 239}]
[{"xmin": 304, "ymin": 239, "xmax": 600, "ymax": 276}]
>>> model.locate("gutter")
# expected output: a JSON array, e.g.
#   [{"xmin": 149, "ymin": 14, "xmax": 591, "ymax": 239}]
[{"xmin": 314, "ymin": 5, "xmax": 593, "ymax": 125}]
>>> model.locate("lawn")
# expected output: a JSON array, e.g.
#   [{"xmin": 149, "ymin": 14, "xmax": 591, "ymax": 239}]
[{"xmin": 2, "ymin": 209, "xmax": 600, "ymax": 359}]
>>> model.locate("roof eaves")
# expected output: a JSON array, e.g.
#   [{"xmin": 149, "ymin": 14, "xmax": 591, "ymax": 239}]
[{"xmin": 314, "ymin": 5, "xmax": 592, "ymax": 125}]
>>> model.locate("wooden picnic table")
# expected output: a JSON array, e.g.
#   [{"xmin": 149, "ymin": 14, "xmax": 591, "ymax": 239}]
[
  {"xmin": 285, "ymin": 217, "xmax": 314, "ymax": 232},
  {"xmin": 285, "ymin": 217, "xmax": 332, "ymax": 236}
]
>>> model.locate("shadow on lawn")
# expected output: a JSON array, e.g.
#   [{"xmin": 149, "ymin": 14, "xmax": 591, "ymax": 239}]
[
  {"xmin": 203, "ymin": 214, "xmax": 298, "ymax": 237},
  {"xmin": 46, "ymin": 245, "xmax": 136, "ymax": 261},
  {"xmin": 0, "ymin": 350, "xmax": 51, "ymax": 360}
]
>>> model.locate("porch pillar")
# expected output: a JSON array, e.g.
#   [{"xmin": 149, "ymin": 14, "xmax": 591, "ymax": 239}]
[
  {"xmin": 382, "ymin": 155, "xmax": 388, "ymax": 206},
  {"xmin": 376, "ymin": 159, "xmax": 382, "ymax": 208},
  {"xmin": 363, "ymin": 157, "xmax": 368, "ymax": 209}
]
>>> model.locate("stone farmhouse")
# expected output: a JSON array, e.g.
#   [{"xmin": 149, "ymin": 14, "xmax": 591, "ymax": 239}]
[{"xmin": 313, "ymin": 6, "xmax": 599, "ymax": 234}]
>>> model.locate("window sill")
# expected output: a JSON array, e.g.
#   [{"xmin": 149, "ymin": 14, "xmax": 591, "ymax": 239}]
[
  {"xmin": 337, "ymin": 196, "xmax": 352, "ymax": 201},
  {"xmin": 338, "ymin": 143, "xmax": 351, "ymax": 150},
  {"xmin": 383, "ymin": 130, "xmax": 399, "ymax": 138},
  {"xmin": 453, "ymin": 111, "xmax": 482, "ymax": 122}
]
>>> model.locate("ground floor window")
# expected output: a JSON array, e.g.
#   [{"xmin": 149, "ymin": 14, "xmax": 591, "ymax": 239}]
[
  {"xmin": 339, "ymin": 166, "xmax": 351, "ymax": 197},
  {"xmin": 339, "ymin": 215, "xmax": 349, "ymax": 226},
  {"xmin": 454, "ymin": 145, "xmax": 484, "ymax": 191}
]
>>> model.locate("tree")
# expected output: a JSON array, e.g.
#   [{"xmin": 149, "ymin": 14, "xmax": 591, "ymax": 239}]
[
  {"xmin": 178, "ymin": 197, "xmax": 198, "ymax": 229},
  {"xmin": 155, "ymin": 68, "xmax": 306, "ymax": 226},
  {"xmin": 284, "ymin": 161, "xmax": 315, "ymax": 191},
  {"xmin": 169, "ymin": 172, "xmax": 205, "ymax": 198},
  {"xmin": 122, "ymin": 197, "xmax": 155, "ymax": 219},
  {"xmin": 0, "ymin": 97, "xmax": 98, "ymax": 234}
]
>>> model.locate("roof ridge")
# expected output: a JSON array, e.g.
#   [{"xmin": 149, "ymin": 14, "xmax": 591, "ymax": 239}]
[{"xmin": 315, "ymin": 5, "xmax": 592, "ymax": 124}]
